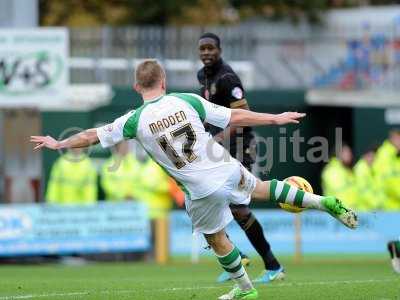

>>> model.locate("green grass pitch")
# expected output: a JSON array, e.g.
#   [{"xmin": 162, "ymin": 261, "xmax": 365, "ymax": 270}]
[{"xmin": 0, "ymin": 255, "xmax": 399, "ymax": 299}]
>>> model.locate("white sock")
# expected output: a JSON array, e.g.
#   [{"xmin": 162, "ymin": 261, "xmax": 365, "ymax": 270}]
[
  {"xmin": 302, "ymin": 192, "xmax": 324, "ymax": 210},
  {"xmin": 231, "ymin": 266, "xmax": 253, "ymax": 291},
  {"xmin": 217, "ymin": 247, "xmax": 253, "ymax": 291}
]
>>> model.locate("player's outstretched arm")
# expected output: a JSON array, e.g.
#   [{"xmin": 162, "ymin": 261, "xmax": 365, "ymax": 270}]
[
  {"xmin": 230, "ymin": 109, "xmax": 306, "ymax": 127},
  {"xmin": 30, "ymin": 128, "xmax": 99, "ymax": 151}
]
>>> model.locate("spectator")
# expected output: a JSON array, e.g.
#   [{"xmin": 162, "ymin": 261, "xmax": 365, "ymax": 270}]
[
  {"xmin": 139, "ymin": 157, "xmax": 175, "ymax": 219},
  {"xmin": 321, "ymin": 144, "xmax": 357, "ymax": 208},
  {"xmin": 373, "ymin": 130, "xmax": 400, "ymax": 210},
  {"xmin": 353, "ymin": 147, "xmax": 385, "ymax": 211},
  {"xmin": 138, "ymin": 157, "xmax": 184, "ymax": 263},
  {"xmin": 46, "ymin": 148, "xmax": 97, "ymax": 205},
  {"xmin": 100, "ymin": 141, "xmax": 143, "ymax": 201}
]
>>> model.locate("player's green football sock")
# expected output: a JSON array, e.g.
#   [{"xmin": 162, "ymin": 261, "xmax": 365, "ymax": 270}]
[
  {"xmin": 269, "ymin": 179, "xmax": 324, "ymax": 209},
  {"xmin": 217, "ymin": 246, "xmax": 253, "ymax": 291}
]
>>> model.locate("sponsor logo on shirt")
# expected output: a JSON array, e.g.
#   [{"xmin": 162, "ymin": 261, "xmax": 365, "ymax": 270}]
[
  {"xmin": 210, "ymin": 83, "xmax": 217, "ymax": 95},
  {"xmin": 105, "ymin": 124, "xmax": 113, "ymax": 132},
  {"xmin": 205, "ymin": 89, "xmax": 210, "ymax": 100}
]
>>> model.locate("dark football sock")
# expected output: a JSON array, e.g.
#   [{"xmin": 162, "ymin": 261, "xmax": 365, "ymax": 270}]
[{"xmin": 238, "ymin": 212, "xmax": 281, "ymax": 271}]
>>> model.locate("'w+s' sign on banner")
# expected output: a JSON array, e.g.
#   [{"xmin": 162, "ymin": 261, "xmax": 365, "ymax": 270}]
[{"xmin": 0, "ymin": 28, "xmax": 69, "ymax": 107}]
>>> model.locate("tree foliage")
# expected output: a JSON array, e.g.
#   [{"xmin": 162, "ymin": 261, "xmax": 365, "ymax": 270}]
[{"xmin": 39, "ymin": 0, "xmax": 400, "ymax": 26}]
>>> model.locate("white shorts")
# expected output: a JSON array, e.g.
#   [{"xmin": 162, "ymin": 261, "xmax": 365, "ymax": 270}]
[{"xmin": 185, "ymin": 163, "xmax": 257, "ymax": 234}]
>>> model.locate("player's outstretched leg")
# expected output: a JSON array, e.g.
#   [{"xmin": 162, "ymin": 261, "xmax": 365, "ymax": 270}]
[
  {"xmin": 251, "ymin": 179, "xmax": 358, "ymax": 229},
  {"xmin": 205, "ymin": 230, "xmax": 258, "ymax": 300}
]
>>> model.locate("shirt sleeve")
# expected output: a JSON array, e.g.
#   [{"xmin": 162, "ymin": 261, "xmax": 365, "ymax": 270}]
[
  {"xmin": 187, "ymin": 93, "xmax": 231, "ymax": 129},
  {"xmin": 96, "ymin": 111, "xmax": 135, "ymax": 148},
  {"xmin": 217, "ymin": 73, "xmax": 246, "ymax": 108}
]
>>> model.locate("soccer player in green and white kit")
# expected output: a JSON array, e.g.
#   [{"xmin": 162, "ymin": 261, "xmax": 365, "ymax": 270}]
[{"xmin": 31, "ymin": 60, "xmax": 358, "ymax": 300}]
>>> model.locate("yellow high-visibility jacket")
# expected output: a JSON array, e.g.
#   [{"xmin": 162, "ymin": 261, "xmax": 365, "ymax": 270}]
[
  {"xmin": 139, "ymin": 159, "xmax": 172, "ymax": 219},
  {"xmin": 46, "ymin": 154, "xmax": 97, "ymax": 205},
  {"xmin": 100, "ymin": 154, "xmax": 143, "ymax": 201},
  {"xmin": 354, "ymin": 158, "xmax": 385, "ymax": 211},
  {"xmin": 373, "ymin": 140, "xmax": 400, "ymax": 210},
  {"xmin": 321, "ymin": 158, "xmax": 357, "ymax": 207}
]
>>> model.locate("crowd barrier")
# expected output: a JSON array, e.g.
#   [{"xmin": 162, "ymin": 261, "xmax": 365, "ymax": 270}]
[
  {"xmin": 0, "ymin": 202, "xmax": 150, "ymax": 256},
  {"xmin": 1, "ymin": 203, "xmax": 398, "ymax": 257},
  {"xmin": 171, "ymin": 210, "xmax": 400, "ymax": 255}
]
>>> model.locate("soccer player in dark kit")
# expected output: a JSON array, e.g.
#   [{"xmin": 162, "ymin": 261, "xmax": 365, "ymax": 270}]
[{"xmin": 197, "ymin": 32, "xmax": 285, "ymax": 284}]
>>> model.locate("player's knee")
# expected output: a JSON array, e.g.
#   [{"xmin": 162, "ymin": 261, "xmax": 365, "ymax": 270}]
[
  {"xmin": 251, "ymin": 180, "xmax": 268, "ymax": 200},
  {"xmin": 230, "ymin": 206, "xmax": 251, "ymax": 221},
  {"xmin": 204, "ymin": 233, "xmax": 217, "ymax": 248},
  {"xmin": 232, "ymin": 207, "xmax": 255, "ymax": 230}
]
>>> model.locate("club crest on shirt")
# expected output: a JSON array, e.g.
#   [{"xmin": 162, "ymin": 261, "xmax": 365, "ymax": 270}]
[
  {"xmin": 232, "ymin": 87, "xmax": 243, "ymax": 99},
  {"xmin": 210, "ymin": 83, "xmax": 217, "ymax": 95},
  {"xmin": 205, "ymin": 89, "xmax": 210, "ymax": 100}
]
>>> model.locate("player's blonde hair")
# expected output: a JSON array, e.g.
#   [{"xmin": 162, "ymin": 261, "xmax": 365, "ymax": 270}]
[{"xmin": 135, "ymin": 59, "xmax": 165, "ymax": 90}]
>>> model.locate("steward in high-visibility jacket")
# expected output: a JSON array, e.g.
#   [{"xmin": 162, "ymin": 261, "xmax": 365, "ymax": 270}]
[
  {"xmin": 46, "ymin": 150, "xmax": 97, "ymax": 205},
  {"xmin": 322, "ymin": 157, "xmax": 357, "ymax": 208},
  {"xmin": 139, "ymin": 158, "xmax": 184, "ymax": 263},
  {"xmin": 100, "ymin": 143, "xmax": 143, "ymax": 201},
  {"xmin": 373, "ymin": 136, "xmax": 400, "ymax": 210},
  {"xmin": 139, "ymin": 158, "xmax": 174, "ymax": 219},
  {"xmin": 354, "ymin": 153, "xmax": 385, "ymax": 211}
]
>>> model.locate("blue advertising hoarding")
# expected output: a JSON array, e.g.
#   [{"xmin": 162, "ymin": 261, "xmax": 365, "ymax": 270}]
[
  {"xmin": 170, "ymin": 210, "xmax": 400, "ymax": 255},
  {"xmin": 0, "ymin": 202, "xmax": 150, "ymax": 256}
]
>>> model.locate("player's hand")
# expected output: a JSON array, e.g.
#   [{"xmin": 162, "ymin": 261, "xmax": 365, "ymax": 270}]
[
  {"xmin": 30, "ymin": 135, "xmax": 60, "ymax": 150},
  {"xmin": 274, "ymin": 112, "xmax": 306, "ymax": 125}
]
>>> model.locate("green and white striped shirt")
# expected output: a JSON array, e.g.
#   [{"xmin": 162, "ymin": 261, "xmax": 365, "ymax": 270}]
[{"xmin": 97, "ymin": 93, "xmax": 238, "ymax": 200}]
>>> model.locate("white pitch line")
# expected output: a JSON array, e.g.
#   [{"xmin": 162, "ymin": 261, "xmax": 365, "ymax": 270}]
[
  {"xmin": 0, "ymin": 278, "xmax": 398, "ymax": 300},
  {"xmin": 160, "ymin": 278, "xmax": 399, "ymax": 291},
  {"xmin": 263, "ymin": 278, "xmax": 399, "ymax": 288},
  {"xmin": 0, "ymin": 292, "xmax": 89, "ymax": 300}
]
